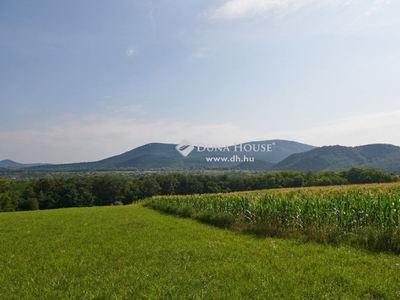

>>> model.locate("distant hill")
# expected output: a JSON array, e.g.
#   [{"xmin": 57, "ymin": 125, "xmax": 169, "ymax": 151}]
[
  {"xmin": 3, "ymin": 141, "xmax": 400, "ymax": 173},
  {"xmin": 0, "ymin": 160, "xmax": 49, "ymax": 168},
  {"xmin": 30, "ymin": 140, "xmax": 316, "ymax": 171},
  {"xmin": 100, "ymin": 139, "xmax": 315, "ymax": 167},
  {"xmin": 271, "ymin": 144, "xmax": 400, "ymax": 174}
]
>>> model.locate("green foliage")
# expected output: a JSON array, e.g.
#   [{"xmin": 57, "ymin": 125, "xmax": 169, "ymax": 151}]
[
  {"xmin": 0, "ymin": 178, "xmax": 10, "ymax": 193},
  {"xmin": 0, "ymin": 168, "xmax": 398, "ymax": 213},
  {"xmin": 136, "ymin": 176, "xmax": 162, "ymax": 198},
  {"xmin": 19, "ymin": 198, "xmax": 39, "ymax": 211},
  {"xmin": 0, "ymin": 192, "xmax": 14, "ymax": 212},
  {"xmin": 341, "ymin": 167, "xmax": 397, "ymax": 184},
  {"xmin": 90, "ymin": 176, "xmax": 130, "ymax": 206},
  {"xmin": 273, "ymin": 144, "xmax": 400, "ymax": 173}
]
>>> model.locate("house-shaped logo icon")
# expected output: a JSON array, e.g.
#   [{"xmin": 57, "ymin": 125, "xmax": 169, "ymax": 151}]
[{"xmin": 175, "ymin": 139, "xmax": 195, "ymax": 157}]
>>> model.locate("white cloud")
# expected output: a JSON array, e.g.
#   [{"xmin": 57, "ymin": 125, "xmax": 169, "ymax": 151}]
[
  {"xmin": 365, "ymin": 0, "xmax": 391, "ymax": 16},
  {"xmin": 117, "ymin": 104, "xmax": 145, "ymax": 114},
  {"xmin": 126, "ymin": 47, "xmax": 138, "ymax": 57},
  {"xmin": 0, "ymin": 114, "xmax": 263, "ymax": 163},
  {"xmin": 204, "ymin": 0, "xmax": 390, "ymax": 21},
  {"xmin": 272, "ymin": 110, "xmax": 400, "ymax": 147},
  {"xmin": 99, "ymin": 103, "xmax": 146, "ymax": 114},
  {"xmin": 205, "ymin": 0, "xmax": 317, "ymax": 21},
  {"xmin": 191, "ymin": 47, "xmax": 210, "ymax": 59}
]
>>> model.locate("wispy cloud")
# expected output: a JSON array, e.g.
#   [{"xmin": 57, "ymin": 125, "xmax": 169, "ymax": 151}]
[
  {"xmin": 204, "ymin": 0, "xmax": 391, "ymax": 21},
  {"xmin": 148, "ymin": 0, "xmax": 156, "ymax": 39},
  {"xmin": 272, "ymin": 110, "xmax": 400, "ymax": 147},
  {"xmin": 191, "ymin": 47, "xmax": 210, "ymax": 59},
  {"xmin": 116, "ymin": 104, "xmax": 145, "ymax": 114},
  {"xmin": 205, "ymin": 0, "xmax": 316, "ymax": 21},
  {"xmin": 100, "ymin": 102, "xmax": 146, "ymax": 115},
  {"xmin": 0, "ymin": 114, "xmax": 263, "ymax": 163},
  {"xmin": 365, "ymin": 0, "xmax": 391, "ymax": 16},
  {"xmin": 2, "ymin": 110, "xmax": 399, "ymax": 163},
  {"xmin": 126, "ymin": 47, "xmax": 138, "ymax": 57}
]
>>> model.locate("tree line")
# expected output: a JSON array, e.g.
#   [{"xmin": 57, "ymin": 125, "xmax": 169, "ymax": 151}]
[{"xmin": 0, "ymin": 167, "xmax": 398, "ymax": 212}]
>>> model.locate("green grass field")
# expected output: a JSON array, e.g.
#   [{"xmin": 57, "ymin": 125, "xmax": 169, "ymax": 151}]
[{"xmin": 0, "ymin": 204, "xmax": 399, "ymax": 299}]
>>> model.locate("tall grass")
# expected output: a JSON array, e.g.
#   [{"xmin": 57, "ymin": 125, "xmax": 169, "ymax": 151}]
[{"xmin": 144, "ymin": 183, "xmax": 400, "ymax": 253}]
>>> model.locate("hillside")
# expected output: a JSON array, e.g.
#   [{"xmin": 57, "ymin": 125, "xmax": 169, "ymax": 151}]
[
  {"xmin": 29, "ymin": 140, "xmax": 315, "ymax": 171},
  {"xmin": 0, "ymin": 159, "xmax": 49, "ymax": 168},
  {"xmin": 272, "ymin": 144, "xmax": 400, "ymax": 173},
  {"xmin": 3, "ymin": 141, "xmax": 400, "ymax": 173}
]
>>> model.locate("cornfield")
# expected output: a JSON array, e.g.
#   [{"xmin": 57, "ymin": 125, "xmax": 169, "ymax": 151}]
[{"xmin": 144, "ymin": 183, "xmax": 400, "ymax": 253}]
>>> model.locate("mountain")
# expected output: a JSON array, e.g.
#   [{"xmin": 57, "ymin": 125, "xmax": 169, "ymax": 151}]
[
  {"xmin": 187, "ymin": 139, "xmax": 316, "ymax": 163},
  {"xmin": 4, "ymin": 141, "xmax": 400, "ymax": 173},
  {"xmin": 0, "ymin": 159, "xmax": 49, "ymax": 168},
  {"xmin": 271, "ymin": 144, "xmax": 400, "ymax": 174},
  {"xmin": 30, "ymin": 140, "xmax": 316, "ymax": 171},
  {"xmin": 80, "ymin": 143, "xmax": 182, "ymax": 169},
  {"xmin": 102, "ymin": 139, "xmax": 315, "ymax": 166}
]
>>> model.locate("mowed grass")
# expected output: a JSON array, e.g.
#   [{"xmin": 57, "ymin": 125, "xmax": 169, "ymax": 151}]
[{"xmin": 0, "ymin": 205, "xmax": 399, "ymax": 299}]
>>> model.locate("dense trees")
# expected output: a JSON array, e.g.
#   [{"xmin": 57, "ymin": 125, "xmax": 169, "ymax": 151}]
[{"xmin": 0, "ymin": 168, "xmax": 398, "ymax": 212}]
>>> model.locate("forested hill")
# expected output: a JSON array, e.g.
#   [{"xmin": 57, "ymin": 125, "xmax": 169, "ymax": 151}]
[
  {"xmin": 3, "ymin": 141, "xmax": 400, "ymax": 174},
  {"xmin": 25, "ymin": 140, "xmax": 316, "ymax": 170},
  {"xmin": 0, "ymin": 160, "xmax": 48, "ymax": 168},
  {"xmin": 272, "ymin": 144, "xmax": 400, "ymax": 173}
]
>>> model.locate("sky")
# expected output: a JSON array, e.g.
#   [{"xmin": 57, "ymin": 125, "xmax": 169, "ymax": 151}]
[{"xmin": 1, "ymin": 0, "xmax": 400, "ymax": 163}]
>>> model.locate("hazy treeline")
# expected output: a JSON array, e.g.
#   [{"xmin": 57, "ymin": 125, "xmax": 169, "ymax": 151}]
[{"xmin": 0, "ymin": 167, "xmax": 398, "ymax": 212}]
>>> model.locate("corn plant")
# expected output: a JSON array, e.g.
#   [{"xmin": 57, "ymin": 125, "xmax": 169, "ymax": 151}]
[{"xmin": 144, "ymin": 183, "xmax": 400, "ymax": 253}]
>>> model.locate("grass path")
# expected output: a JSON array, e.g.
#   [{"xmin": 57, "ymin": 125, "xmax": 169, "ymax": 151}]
[{"xmin": 0, "ymin": 204, "xmax": 399, "ymax": 299}]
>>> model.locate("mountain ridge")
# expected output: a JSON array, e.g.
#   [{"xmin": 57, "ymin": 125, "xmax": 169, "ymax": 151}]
[
  {"xmin": 272, "ymin": 143, "xmax": 400, "ymax": 174},
  {"xmin": 0, "ymin": 159, "xmax": 49, "ymax": 168},
  {"xmin": 18, "ymin": 139, "xmax": 315, "ymax": 170},
  {"xmin": 2, "ymin": 141, "xmax": 400, "ymax": 174}
]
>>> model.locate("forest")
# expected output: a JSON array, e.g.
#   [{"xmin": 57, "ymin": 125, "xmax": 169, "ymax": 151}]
[{"xmin": 0, "ymin": 167, "xmax": 398, "ymax": 212}]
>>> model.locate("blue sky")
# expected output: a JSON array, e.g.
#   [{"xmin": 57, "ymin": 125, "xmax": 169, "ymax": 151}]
[{"xmin": 1, "ymin": 0, "xmax": 399, "ymax": 163}]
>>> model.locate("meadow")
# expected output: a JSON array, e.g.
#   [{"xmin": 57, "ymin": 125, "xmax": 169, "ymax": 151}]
[
  {"xmin": 145, "ymin": 183, "xmax": 400, "ymax": 253},
  {"xmin": 0, "ymin": 204, "xmax": 399, "ymax": 299}
]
